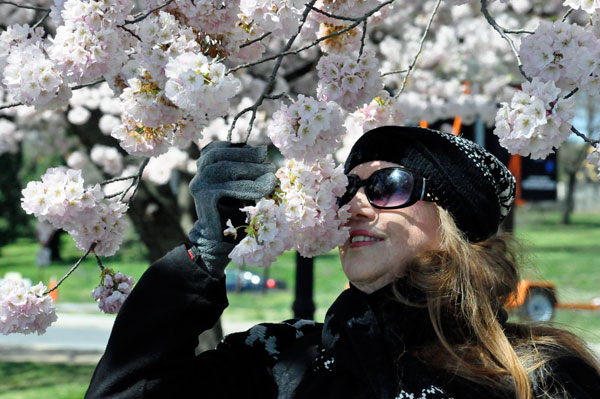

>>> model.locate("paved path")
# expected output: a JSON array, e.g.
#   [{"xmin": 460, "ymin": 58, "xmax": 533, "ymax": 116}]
[{"xmin": 0, "ymin": 303, "xmax": 256, "ymax": 364}]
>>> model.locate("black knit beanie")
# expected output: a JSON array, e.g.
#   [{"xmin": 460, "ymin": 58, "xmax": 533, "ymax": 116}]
[{"xmin": 344, "ymin": 126, "xmax": 516, "ymax": 242}]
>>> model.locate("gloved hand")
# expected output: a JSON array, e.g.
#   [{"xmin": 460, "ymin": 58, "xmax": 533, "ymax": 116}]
[{"xmin": 189, "ymin": 141, "xmax": 276, "ymax": 277}]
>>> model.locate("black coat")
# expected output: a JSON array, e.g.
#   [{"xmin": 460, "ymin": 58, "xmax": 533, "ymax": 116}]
[{"xmin": 85, "ymin": 245, "xmax": 600, "ymax": 399}]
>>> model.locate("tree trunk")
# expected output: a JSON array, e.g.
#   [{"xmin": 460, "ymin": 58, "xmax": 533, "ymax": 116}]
[{"xmin": 561, "ymin": 172, "xmax": 577, "ymax": 225}]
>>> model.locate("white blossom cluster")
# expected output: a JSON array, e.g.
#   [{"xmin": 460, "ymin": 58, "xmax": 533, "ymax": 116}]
[
  {"xmin": 494, "ymin": 78, "xmax": 575, "ymax": 159},
  {"xmin": 350, "ymin": 91, "xmax": 406, "ymax": 133},
  {"xmin": 47, "ymin": 0, "xmax": 134, "ymax": 84},
  {"xmin": 277, "ymin": 156, "xmax": 350, "ymax": 257},
  {"xmin": 145, "ymin": 0, "xmax": 265, "ymax": 62},
  {"xmin": 91, "ymin": 269, "xmax": 135, "ymax": 314},
  {"xmin": 90, "ymin": 145, "xmax": 124, "ymax": 176},
  {"xmin": 520, "ymin": 21, "xmax": 600, "ymax": 94},
  {"xmin": 109, "ymin": 11, "xmax": 241, "ymax": 157},
  {"xmin": 142, "ymin": 147, "xmax": 190, "ymax": 185},
  {"xmin": 239, "ymin": 0, "xmax": 304, "ymax": 37},
  {"xmin": 316, "ymin": 50, "xmax": 383, "ymax": 110},
  {"xmin": 0, "ymin": 118, "xmax": 23, "ymax": 155},
  {"xmin": 21, "ymin": 167, "xmax": 129, "ymax": 256},
  {"xmin": 229, "ymin": 156, "xmax": 350, "ymax": 267},
  {"xmin": 165, "ymin": 52, "xmax": 241, "ymax": 121},
  {"xmin": 228, "ymin": 198, "xmax": 292, "ymax": 267},
  {"xmin": 268, "ymin": 95, "xmax": 344, "ymax": 164},
  {"xmin": 1, "ymin": 25, "xmax": 71, "ymax": 109},
  {"xmin": 0, "ymin": 278, "xmax": 57, "ymax": 335},
  {"xmin": 563, "ymin": 0, "xmax": 600, "ymax": 13}
]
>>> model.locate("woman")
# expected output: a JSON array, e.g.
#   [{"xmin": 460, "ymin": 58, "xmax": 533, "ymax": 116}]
[{"xmin": 85, "ymin": 126, "xmax": 600, "ymax": 399}]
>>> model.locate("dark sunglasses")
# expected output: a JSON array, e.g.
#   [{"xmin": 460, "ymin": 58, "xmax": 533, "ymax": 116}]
[{"xmin": 337, "ymin": 167, "xmax": 431, "ymax": 209}]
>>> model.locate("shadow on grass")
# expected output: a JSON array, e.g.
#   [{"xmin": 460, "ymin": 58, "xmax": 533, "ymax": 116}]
[{"xmin": 0, "ymin": 362, "xmax": 95, "ymax": 392}]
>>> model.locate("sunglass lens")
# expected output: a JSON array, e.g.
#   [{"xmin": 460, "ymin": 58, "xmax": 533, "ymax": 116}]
[
  {"xmin": 337, "ymin": 175, "xmax": 360, "ymax": 207},
  {"xmin": 368, "ymin": 168, "xmax": 414, "ymax": 208}
]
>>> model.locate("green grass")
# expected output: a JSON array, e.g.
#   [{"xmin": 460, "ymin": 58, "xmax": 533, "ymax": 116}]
[
  {"xmin": 512, "ymin": 210, "xmax": 600, "ymax": 343},
  {"xmin": 0, "ymin": 362, "xmax": 95, "ymax": 399},
  {"xmin": 0, "ymin": 235, "xmax": 149, "ymax": 303}
]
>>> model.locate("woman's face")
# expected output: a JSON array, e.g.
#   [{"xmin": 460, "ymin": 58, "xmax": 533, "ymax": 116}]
[{"xmin": 339, "ymin": 161, "xmax": 441, "ymax": 293}]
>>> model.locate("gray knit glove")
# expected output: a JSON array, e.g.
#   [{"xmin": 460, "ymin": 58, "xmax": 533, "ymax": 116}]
[{"xmin": 189, "ymin": 141, "xmax": 276, "ymax": 277}]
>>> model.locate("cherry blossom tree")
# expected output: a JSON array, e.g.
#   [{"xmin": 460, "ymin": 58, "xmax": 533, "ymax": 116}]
[{"xmin": 1, "ymin": 0, "xmax": 600, "ymax": 339}]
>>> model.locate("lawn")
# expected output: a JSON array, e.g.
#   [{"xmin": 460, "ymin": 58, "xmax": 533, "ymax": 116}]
[{"xmin": 0, "ymin": 362, "xmax": 96, "ymax": 399}]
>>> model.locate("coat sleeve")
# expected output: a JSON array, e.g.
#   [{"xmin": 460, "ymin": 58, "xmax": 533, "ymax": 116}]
[{"xmin": 85, "ymin": 244, "xmax": 277, "ymax": 399}]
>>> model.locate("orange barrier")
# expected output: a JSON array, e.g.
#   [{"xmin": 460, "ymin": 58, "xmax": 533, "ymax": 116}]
[
  {"xmin": 505, "ymin": 279, "xmax": 555, "ymax": 309},
  {"xmin": 49, "ymin": 276, "xmax": 58, "ymax": 302}
]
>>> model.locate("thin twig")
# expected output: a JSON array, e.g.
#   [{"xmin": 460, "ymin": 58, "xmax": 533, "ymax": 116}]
[
  {"xmin": 562, "ymin": 8, "xmax": 574, "ymax": 23},
  {"xmin": 227, "ymin": 0, "xmax": 319, "ymax": 142},
  {"xmin": 227, "ymin": 0, "xmax": 395, "ymax": 75},
  {"xmin": 240, "ymin": 31, "xmax": 272, "ymax": 48},
  {"xmin": 0, "ymin": 101, "xmax": 22, "ymax": 111},
  {"xmin": 72, "ymin": 78, "xmax": 106, "ymax": 90},
  {"xmin": 306, "ymin": 4, "xmax": 361, "ymax": 21},
  {"xmin": 395, "ymin": 0, "xmax": 442, "ymax": 98},
  {"xmin": 480, "ymin": 0, "xmax": 531, "ymax": 82},
  {"xmin": 32, "ymin": 9, "xmax": 51, "ymax": 30},
  {"xmin": 44, "ymin": 244, "xmax": 96, "ymax": 295},
  {"xmin": 121, "ymin": 0, "xmax": 174, "ymax": 25},
  {"xmin": 119, "ymin": 25, "xmax": 142, "ymax": 42},
  {"xmin": 264, "ymin": 92, "xmax": 294, "ymax": 102},
  {"xmin": 100, "ymin": 174, "xmax": 138, "ymax": 186},
  {"xmin": 564, "ymin": 87, "xmax": 579, "ymax": 100},
  {"xmin": 0, "ymin": 1, "xmax": 49, "ymax": 11},
  {"xmin": 104, "ymin": 191, "xmax": 124, "ymax": 199},
  {"xmin": 381, "ymin": 69, "xmax": 408, "ymax": 77},
  {"xmin": 358, "ymin": 20, "xmax": 368, "ymax": 59},
  {"xmin": 571, "ymin": 126, "xmax": 598, "ymax": 146},
  {"xmin": 95, "ymin": 253, "xmax": 105, "ymax": 271},
  {"xmin": 504, "ymin": 29, "xmax": 534, "ymax": 34},
  {"xmin": 119, "ymin": 158, "xmax": 150, "ymax": 203}
]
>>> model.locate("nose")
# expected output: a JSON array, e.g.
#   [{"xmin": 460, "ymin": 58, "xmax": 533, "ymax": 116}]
[{"xmin": 348, "ymin": 187, "xmax": 376, "ymax": 221}]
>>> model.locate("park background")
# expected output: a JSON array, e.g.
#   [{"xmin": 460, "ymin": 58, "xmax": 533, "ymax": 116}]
[
  {"xmin": 0, "ymin": 157, "xmax": 599, "ymax": 397},
  {"xmin": 1, "ymin": 1, "xmax": 600, "ymax": 398}
]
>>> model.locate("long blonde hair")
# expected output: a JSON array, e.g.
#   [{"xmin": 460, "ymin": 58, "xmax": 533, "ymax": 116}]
[{"xmin": 399, "ymin": 207, "xmax": 600, "ymax": 399}]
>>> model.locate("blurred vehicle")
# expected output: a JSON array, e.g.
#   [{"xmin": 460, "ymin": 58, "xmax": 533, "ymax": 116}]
[
  {"xmin": 225, "ymin": 269, "xmax": 287, "ymax": 292},
  {"xmin": 505, "ymin": 280, "xmax": 600, "ymax": 322}
]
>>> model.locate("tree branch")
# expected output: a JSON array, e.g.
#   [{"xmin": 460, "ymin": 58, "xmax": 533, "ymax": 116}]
[
  {"xmin": 381, "ymin": 69, "xmax": 407, "ymax": 77},
  {"xmin": 0, "ymin": 1, "xmax": 49, "ymax": 12},
  {"xmin": 306, "ymin": 4, "xmax": 361, "ymax": 21},
  {"xmin": 358, "ymin": 20, "xmax": 368, "ymax": 59},
  {"xmin": 120, "ymin": 158, "xmax": 150, "ymax": 203},
  {"xmin": 43, "ymin": 244, "xmax": 96, "ymax": 295},
  {"xmin": 562, "ymin": 8, "xmax": 574, "ymax": 23},
  {"xmin": 504, "ymin": 29, "xmax": 534, "ymax": 34},
  {"xmin": 32, "ymin": 9, "xmax": 51, "ymax": 30},
  {"xmin": 121, "ymin": 0, "xmax": 175, "ymax": 26},
  {"xmin": 240, "ymin": 31, "xmax": 272, "ymax": 48},
  {"xmin": 227, "ymin": 0, "xmax": 395, "ymax": 75},
  {"xmin": 100, "ymin": 174, "xmax": 138, "ymax": 186},
  {"xmin": 571, "ymin": 125, "xmax": 599, "ymax": 146},
  {"xmin": 228, "ymin": 0, "xmax": 320, "ymax": 142},
  {"xmin": 480, "ymin": 0, "xmax": 531, "ymax": 82},
  {"xmin": 395, "ymin": 0, "xmax": 441, "ymax": 98}
]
